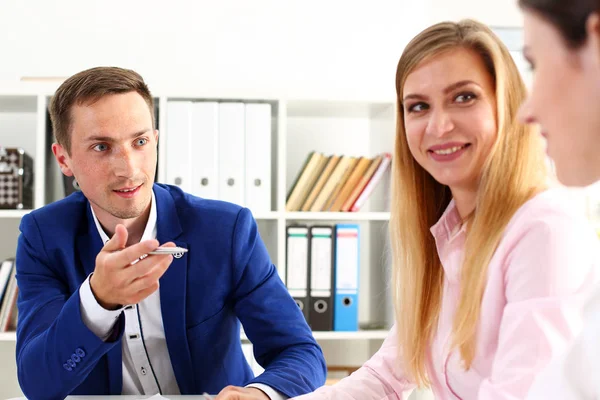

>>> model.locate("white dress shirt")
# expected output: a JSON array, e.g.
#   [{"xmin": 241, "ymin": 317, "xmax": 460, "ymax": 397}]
[{"xmin": 79, "ymin": 191, "xmax": 284, "ymax": 399}]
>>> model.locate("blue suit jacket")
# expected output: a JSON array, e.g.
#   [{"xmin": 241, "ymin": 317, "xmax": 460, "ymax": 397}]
[{"xmin": 15, "ymin": 184, "xmax": 326, "ymax": 400}]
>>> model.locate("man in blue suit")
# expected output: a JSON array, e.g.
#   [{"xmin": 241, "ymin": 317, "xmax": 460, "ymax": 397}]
[{"xmin": 15, "ymin": 67, "xmax": 326, "ymax": 400}]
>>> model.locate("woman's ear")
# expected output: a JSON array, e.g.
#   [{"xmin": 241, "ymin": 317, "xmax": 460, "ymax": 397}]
[{"xmin": 582, "ymin": 13, "xmax": 600, "ymax": 72}]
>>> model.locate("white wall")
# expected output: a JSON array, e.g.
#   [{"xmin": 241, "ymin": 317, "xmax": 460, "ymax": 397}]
[
  {"xmin": 0, "ymin": 0, "xmax": 523, "ymax": 101},
  {"xmin": 426, "ymin": 0, "xmax": 523, "ymax": 27}
]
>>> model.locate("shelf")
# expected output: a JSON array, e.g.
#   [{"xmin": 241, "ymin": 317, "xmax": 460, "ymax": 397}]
[
  {"xmin": 286, "ymin": 100, "xmax": 394, "ymax": 118},
  {"xmin": 0, "ymin": 330, "xmax": 390, "ymax": 343},
  {"xmin": 0, "ymin": 210, "xmax": 30, "ymax": 218},
  {"xmin": 252, "ymin": 211, "xmax": 281, "ymax": 220},
  {"xmin": 0, "ymin": 95, "xmax": 37, "ymax": 113},
  {"xmin": 285, "ymin": 212, "xmax": 390, "ymax": 221},
  {"xmin": 241, "ymin": 329, "xmax": 389, "ymax": 341},
  {"xmin": 0, "ymin": 331, "xmax": 16, "ymax": 341},
  {"xmin": 0, "ymin": 330, "xmax": 390, "ymax": 342}
]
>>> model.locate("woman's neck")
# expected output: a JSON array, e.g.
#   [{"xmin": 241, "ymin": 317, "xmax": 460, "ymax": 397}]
[{"xmin": 451, "ymin": 186, "xmax": 478, "ymax": 220}]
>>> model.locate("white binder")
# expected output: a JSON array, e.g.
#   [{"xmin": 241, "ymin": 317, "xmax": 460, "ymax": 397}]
[
  {"xmin": 244, "ymin": 103, "xmax": 272, "ymax": 212},
  {"xmin": 286, "ymin": 225, "xmax": 310, "ymax": 322},
  {"xmin": 166, "ymin": 101, "xmax": 192, "ymax": 192},
  {"xmin": 190, "ymin": 102, "xmax": 219, "ymax": 200},
  {"xmin": 218, "ymin": 102, "xmax": 245, "ymax": 205}
]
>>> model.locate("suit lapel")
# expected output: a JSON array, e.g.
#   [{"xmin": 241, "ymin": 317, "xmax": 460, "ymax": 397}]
[
  {"xmin": 77, "ymin": 203, "xmax": 123, "ymax": 394},
  {"xmin": 154, "ymin": 185, "xmax": 195, "ymax": 394},
  {"xmin": 77, "ymin": 204, "xmax": 104, "ymax": 279}
]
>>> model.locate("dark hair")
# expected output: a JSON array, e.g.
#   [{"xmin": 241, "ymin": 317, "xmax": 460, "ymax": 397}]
[
  {"xmin": 519, "ymin": 0, "xmax": 600, "ymax": 47},
  {"xmin": 49, "ymin": 66, "xmax": 155, "ymax": 154}
]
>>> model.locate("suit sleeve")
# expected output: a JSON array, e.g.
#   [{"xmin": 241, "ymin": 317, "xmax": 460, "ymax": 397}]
[
  {"xmin": 230, "ymin": 208, "xmax": 327, "ymax": 398},
  {"xmin": 15, "ymin": 213, "xmax": 124, "ymax": 400}
]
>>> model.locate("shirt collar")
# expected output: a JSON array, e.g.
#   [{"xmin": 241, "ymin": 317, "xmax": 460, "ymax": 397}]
[
  {"xmin": 430, "ymin": 199, "xmax": 466, "ymax": 242},
  {"xmin": 90, "ymin": 190, "xmax": 157, "ymax": 245}
]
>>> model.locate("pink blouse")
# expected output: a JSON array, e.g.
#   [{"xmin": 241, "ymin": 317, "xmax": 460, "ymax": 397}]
[{"xmin": 293, "ymin": 189, "xmax": 600, "ymax": 400}]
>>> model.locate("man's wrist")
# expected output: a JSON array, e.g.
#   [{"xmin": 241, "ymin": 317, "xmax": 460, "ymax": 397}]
[{"xmin": 89, "ymin": 273, "xmax": 121, "ymax": 310}]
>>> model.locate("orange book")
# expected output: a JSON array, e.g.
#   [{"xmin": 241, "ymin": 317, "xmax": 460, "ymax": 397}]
[
  {"xmin": 309, "ymin": 156, "xmax": 354, "ymax": 212},
  {"xmin": 341, "ymin": 154, "xmax": 384, "ymax": 212},
  {"xmin": 322, "ymin": 157, "xmax": 359, "ymax": 211},
  {"xmin": 328, "ymin": 157, "xmax": 373, "ymax": 212}
]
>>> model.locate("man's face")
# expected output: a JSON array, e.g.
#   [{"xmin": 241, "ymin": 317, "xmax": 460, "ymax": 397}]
[{"xmin": 53, "ymin": 92, "xmax": 158, "ymax": 223}]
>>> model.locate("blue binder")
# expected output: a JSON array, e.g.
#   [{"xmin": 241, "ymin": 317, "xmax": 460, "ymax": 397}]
[{"xmin": 333, "ymin": 223, "xmax": 360, "ymax": 331}]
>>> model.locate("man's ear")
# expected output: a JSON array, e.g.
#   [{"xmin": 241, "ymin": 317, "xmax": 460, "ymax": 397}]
[
  {"xmin": 51, "ymin": 143, "xmax": 74, "ymax": 177},
  {"xmin": 154, "ymin": 129, "xmax": 159, "ymax": 145}
]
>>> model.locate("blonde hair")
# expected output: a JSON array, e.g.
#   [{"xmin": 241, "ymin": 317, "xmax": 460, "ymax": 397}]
[{"xmin": 390, "ymin": 19, "xmax": 547, "ymax": 386}]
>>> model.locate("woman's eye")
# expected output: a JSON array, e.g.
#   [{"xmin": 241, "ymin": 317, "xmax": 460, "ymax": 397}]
[
  {"xmin": 92, "ymin": 143, "xmax": 108, "ymax": 152},
  {"xmin": 407, "ymin": 102, "xmax": 428, "ymax": 113},
  {"xmin": 455, "ymin": 92, "xmax": 476, "ymax": 103},
  {"xmin": 135, "ymin": 138, "xmax": 148, "ymax": 146}
]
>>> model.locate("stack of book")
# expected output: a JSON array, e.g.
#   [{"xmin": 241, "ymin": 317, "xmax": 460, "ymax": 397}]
[
  {"xmin": 0, "ymin": 258, "xmax": 17, "ymax": 332},
  {"xmin": 286, "ymin": 152, "xmax": 392, "ymax": 212}
]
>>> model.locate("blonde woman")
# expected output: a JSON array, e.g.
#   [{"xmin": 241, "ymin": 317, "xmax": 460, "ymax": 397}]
[{"xmin": 293, "ymin": 19, "xmax": 599, "ymax": 400}]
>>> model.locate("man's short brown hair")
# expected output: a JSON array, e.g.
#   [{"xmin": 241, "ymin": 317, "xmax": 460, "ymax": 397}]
[{"xmin": 49, "ymin": 66, "xmax": 155, "ymax": 154}]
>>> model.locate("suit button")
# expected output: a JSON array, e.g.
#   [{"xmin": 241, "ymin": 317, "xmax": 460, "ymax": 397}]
[
  {"xmin": 71, "ymin": 353, "xmax": 81, "ymax": 363},
  {"xmin": 63, "ymin": 363, "xmax": 72, "ymax": 372},
  {"xmin": 67, "ymin": 359, "xmax": 76, "ymax": 368},
  {"xmin": 75, "ymin": 348, "xmax": 86, "ymax": 358},
  {"xmin": 141, "ymin": 367, "xmax": 147, "ymax": 375}
]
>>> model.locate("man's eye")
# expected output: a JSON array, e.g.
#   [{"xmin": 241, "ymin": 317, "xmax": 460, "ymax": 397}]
[
  {"xmin": 93, "ymin": 143, "xmax": 108, "ymax": 152},
  {"xmin": 135, "ymin": 138, "xmax": 148, "ymax": 146}
]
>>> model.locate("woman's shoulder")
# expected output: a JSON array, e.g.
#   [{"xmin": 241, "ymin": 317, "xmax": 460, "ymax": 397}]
[
  {"xmin": 507, "ymin": 187, "xmax": 593, "ymax": 233},
  {"xmin": 496, "ymin": 188, "xmax": 599, "ymax": 299},
  {"xmin": 495, "ymin": 187, "xmax": 598, "ymax": 259}
]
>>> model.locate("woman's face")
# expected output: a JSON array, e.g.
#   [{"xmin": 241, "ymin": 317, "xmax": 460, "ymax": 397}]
[
  {"xmin": 519, "ymin": 10, "xmax": 600, "ymax": 186},
  {"xmin": 402, "ymin": 47, "xmax": 497, "ymax": 194}
]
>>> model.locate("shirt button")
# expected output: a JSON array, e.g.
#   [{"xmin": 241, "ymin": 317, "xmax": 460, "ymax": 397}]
[{"xmin": 141, "ymin": 367, "xmax": 147, "ymax": 375}]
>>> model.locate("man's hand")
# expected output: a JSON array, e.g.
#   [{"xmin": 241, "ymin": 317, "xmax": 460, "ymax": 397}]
[
  {"xmin": 214, "ymin": 386, "xmax": 270, "ymax": 400},
  {"xmin": 89, "ymin": 224, "xmax": 175, "ymax": 309}
]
